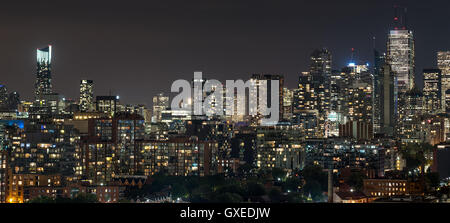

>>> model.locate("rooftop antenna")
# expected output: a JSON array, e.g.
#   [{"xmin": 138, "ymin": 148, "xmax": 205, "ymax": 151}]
[
  {"xmin": 350, "ymin": 48, "xmax": 355, "ymax": 64},
  {"xmin": 393, "ymin": 4, "xmax": 408, "ymax": 30},
  {"xmin": 372, "ymin": 36, "xmax": 376, "ymax": 50}
]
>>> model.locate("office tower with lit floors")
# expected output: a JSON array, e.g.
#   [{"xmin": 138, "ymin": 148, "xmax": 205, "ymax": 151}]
[
  {"xmin": 386, "ymin": 6, "xmax": 415, "ymax": 136},
  {"xmin": 35, "ymin": 46, "xmax": 53, "ymax": 100},
  {"xmin": 96, "ymin": 96, "xmax": 119, "ymax": 117},
  {"xmin": 152, "ymin": 93, "xmax": 169, "ymax": 123},
  {"xmin": 80, "ymin": 80, "xmax": 94, "ymax": 112},
  {"xmin": 249, "ymin": 74, "xmax": 284, "ymax": 125},
  {"xmin": 438, "ymin": 51, "xmax": 450, "ymax": 112},
  {"xmin": 423, "ymin": 69, "xmax": 442, "ymax": 114}
]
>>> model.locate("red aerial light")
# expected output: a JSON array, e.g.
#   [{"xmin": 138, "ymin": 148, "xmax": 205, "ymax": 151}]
[{"xmin": 394, "ymin": 17, "xmax": 398, "ymax": 20}]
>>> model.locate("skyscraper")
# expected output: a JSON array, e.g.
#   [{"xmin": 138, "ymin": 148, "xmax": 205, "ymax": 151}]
[
  {"xmin": 79, "ymin": 80, "xmax": 94, "ymax": 112},
  {"xmin": 387, "ymin": 30, "xmax": 415, "ymax": 93},
  {"xmin": 96, "ymin": 96, "xmax": 119, "ymax": 116},
  {"xmin": 380, "ymin": 64, "xmax": 395, "ymax": 136},
  {"xmin": 152, "ymin": 93, "xmax": 169, "ymax": 123},
  {"xmin": 437, "ymin": 51, "xmax": 450, "ymax": 112},
  {"xmin": 309, "ymin": 49, "xmax": 331, "ymax": 116},
  {"xmin": 292, "ymin": 49, "xmax": 332, "ymax": 137},
  {"xmin": 35, "ymin": 45, "xmax": 52, "ymax": 100},
  {"xmin": 249, "ymin": 74, "xmax": 284, "ymax": 124},
  {"xmin": 0, "ymin": 85, "xmax": 7, "ymax": 109},
  {"xmin": 423, "ymin": 69, "xmax": 442, "ymax": 114},
  {"xmin": 397, "ymin": 86, "xmax": 424, "ymax": 141},
  {"xmin": 373, "ymin": 50, "xmax": 386, "ymax": 133},
  {"xmin": 386, "ymin": 6, "xmax": 415, "ymax": 94},
  {"xmin": 386, "ymin": 6, "xmax": 415, "ymax": 136},
  {"xmin": 282, "ymin": 87, "xmax": 293, "ymax": 120},
  {"xmin": 310, "ymin": 49, "xmax": 332, "ymax": 77}
]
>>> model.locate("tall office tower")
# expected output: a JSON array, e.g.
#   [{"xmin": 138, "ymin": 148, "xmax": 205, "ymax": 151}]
[
  {"xmin": 282, "ymin": 88, "xmax": 293, "ymax": 120},
  {"xmin": 0, "ymin": 84, "xmax": 7, "ymax": 109},
  {"xmin": 387, "ymin": 6, "xmax": 415, "ymax": 137},
  {"xmin": 386, "ymin": 6, "xmax": 415, "ymax": 98},
  {"xmin": 309, "ymin": 49, "xmax": 332, "ymax": 114},
  {"xmin": 152, "ymin": 93, "xmax": 169, "ymax": 123},
  {"xmin": 330, "ymin": 71, "xmax": 341, "ymax": 113},
  {"xmin": 7, "ymin": 92, "xmax": 20, "ymax": 111},
  {"xmin": 249, "ymin": 74, "xmax": 284, "ymax": 125},
  {"xmin": 373, "ymin": 51, "xmax": 386, "ymax": 133},
  {"xmin": 423, "ymin": 69, "xmax": 442, "ymax": 114},
  {"xmin": 437, "ymin": 51, "xmax": 450, "ymax": 112},
  {"xmin": 203, "ymin": 82, "xmax": 223, "ymax": 118},
  {"xmin": 96, "ymin": 96, "xmax": 119, "ymax": 116},
  {"xmin": 397, "ymin": 86, "xmax": 424, "ymax": 142},
  {"xmin": 380, "ymin": 64, "xmax": 395, "ymax": 136},
  {"xmin": 387, "ymin": 29, "xmax": 415, "ymax": 91},
  {"xmin": 34, "ymin": 45, "xmax": 53, "ymax": 100},
  {"xmin": 79, "ymin": 80, "xmax": 94, "ymax": 112},
  {"xmin": 310, "ymin": 48, "xmax": 332, "ymax": 77}
]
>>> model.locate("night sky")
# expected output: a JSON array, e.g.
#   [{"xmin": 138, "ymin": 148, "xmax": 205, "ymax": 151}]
[{"xmin": 1, "ymin": 0, "xmax": 449, "ymax": 106}]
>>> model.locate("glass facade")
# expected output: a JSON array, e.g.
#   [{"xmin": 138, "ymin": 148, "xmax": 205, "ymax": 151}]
[{"xmin": 35, "ymin": 46, "xmax": 53, "ymax": 100}]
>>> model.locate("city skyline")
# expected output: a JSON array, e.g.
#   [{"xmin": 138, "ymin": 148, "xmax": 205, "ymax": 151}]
[
  {"xmin": 2, "ymin": 0, "xmax": 450, "ymax": 205},
  {"xmin": 1, "ymin": 0, "xmax": 450, "ymax": 106}
]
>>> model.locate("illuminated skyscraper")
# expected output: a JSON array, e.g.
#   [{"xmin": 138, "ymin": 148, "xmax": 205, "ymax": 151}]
[
  {"xmin": 293, "ymin": 49, "xmax": 332, "ymax": 137},
  {"xmin": 96, "ymin": 96, "xmax": 119, "ymax": 116},
  {"xmin": 282, "ymin": 87, "xmax": 293, "ymax": 120},
  {"xmin": 309, "ymin": 48, "xmax": 332, "ymax": 116},
  {"xmin": 0, "ymin": 84, "xmax": 7, "ymax": 109},
  {"xmin": 293, "ymin": 71, "xmax": 326, "ymax": 137},
  {"xmin": 35, "ymin": 45, "xmax": 52, "ymax": 100},
  {"xmin": 386, "ymin": 6, "xmax": 415, "ymax": 94},
  {"xmin": 423, "ymin": 69, "xmax": 442, "ymax": 114},
  {"xmin": 152, "ymin": 93, "xmax": 169, "ymax": 123},
  {"xmin": 79, "ymin": 80, "xmax": 94, "ymax": 112},
  {"xmin": 397, "ymin": 86, "xmax": 424, "ymax": 142},
  {"xmin": 387, "ymin": 30, "xmax": 415, "ymax": 93},
  {"xmin": 310, "ymin": 48, "xmax": 332, "ymax": 77},
  {"xmin": 373, "ymin": 50, "xmax": 386, "ymax": 133},
  {"xmin": 250, "ymin": 74, "xmax": 284, "ymax": 125},
  {"xmin": 437, "ymin": 51, "xmax": 450, "ymax": 112},
  {"xmin": 386, "ymin": 7, "xmax": 415, "ymax": 137}
]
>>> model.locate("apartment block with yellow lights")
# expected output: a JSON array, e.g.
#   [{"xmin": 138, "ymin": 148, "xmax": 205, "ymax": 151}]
[{"xmin": 363, "ymin": 178, "xmax": 424, "ymax": 197}]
